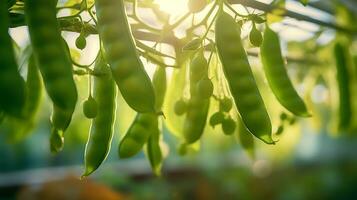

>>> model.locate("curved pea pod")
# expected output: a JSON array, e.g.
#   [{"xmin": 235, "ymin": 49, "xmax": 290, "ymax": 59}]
[
  {"xmin": 24, "ymin": 56, "xmax": 43, "ymax": 120},
  {"xmin": 83, "ymin": 58, "xmax": 117, "ymax": 177},
  {"xmin": 145, "ymin": 119, "xmax": 163, "ymax": 176},
  {"xmin": 145, "ymin": 65, "xmax": 166, "ymax": 175},
  {"xmin": 261, "ymin": 26, "xmax": 310, "ymax": 117},
  {"xmin": 0, "ymin": 1, "xmax": 26, "ymax": 117},
  {"xmin": 3, "ymin": 55, "xmax": 43, "ymax": 141},
  {"xmin": 334, "ymin": 42, "xmax": 352, "ymax": 131},
  {"xmin": 119, "ymin": 113, "xmax": 157, "ymax": 158},
  {"xmin": 118, "ymin": 66, "xmax": 165, "ymax": 160},
  {"xmin": 215, "ymin": 12, "xmax": 274, "ymax": 144},
  {"xmin": 25, "ymin": 0, "xmax": 78, "ymax": 111},
  {"xmin": 183, "ymin": 53, "xmax": 210, "ymax": 144},
  {"xmin": 95, "ymin": 0, "xmax": 156, "ymax": 113}
]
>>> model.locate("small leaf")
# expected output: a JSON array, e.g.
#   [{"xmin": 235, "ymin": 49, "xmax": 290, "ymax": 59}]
[
  {"xmin": 182, "ymin": 38, "xmax": 201, "ymax": 51},
  {"xmin": 248, "ymin": 14, "xmax": 265, "ymax": 24}
]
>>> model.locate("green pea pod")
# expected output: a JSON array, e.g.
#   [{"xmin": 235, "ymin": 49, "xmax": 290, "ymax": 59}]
[
  {"xmin": 334, "ymin": 42, "xmax": 352, "ymax": 131},
  {"xmin": 25, "ymin": 0, "xmax": 78, "ymax": 111},
  {"xmin": 83, "ymin": 57, "xmax": 117, "ymax": 177},
  {"xmin": 183, "ymin": 52, "xmax": 210, "ymax": 144},
  {"xmin": 146, "ymin": 122, "xmax": 163, "ymax": 176},
  {"xmin": 24, "ymin": 55, "xmax": 43, "ymax": 120},
  {"xmin": 0, "ymin": 1, "xmax": 26, "ymax": 117},
  {"xmin": 95, "ymin": 0, "xmax": 156, "ymax": 113},
  {"xmin": 146, "ymin": 65, "xmax": 166, "ymax": 175},
  {"xmin": 119, "ymin": 65, "xmax": 166, "ymax": 159},
  {"xmin": 119, "ymin": 113, "xmax": 157, "ymax": 158},
  {"xmin": 4, "ymin": 55, "xmax": 43, "ymax": 141},
  {"xmin": 215, "ymin": 11, "xmax": 274, "ymax": 144},
  {"xmin": 261, "ymin": 26, "xmax": 310, "ymax": 117}
]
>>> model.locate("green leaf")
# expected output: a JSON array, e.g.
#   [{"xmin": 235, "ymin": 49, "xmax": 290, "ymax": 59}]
[{"xmin": 182, "ymin": 38, "xmax": 201, "ymax": 51}]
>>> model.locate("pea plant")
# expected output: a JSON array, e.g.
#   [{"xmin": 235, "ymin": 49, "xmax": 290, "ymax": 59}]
[{"xmin": 1, "ymin": 0, "xmax": 356, "ymax": 176}]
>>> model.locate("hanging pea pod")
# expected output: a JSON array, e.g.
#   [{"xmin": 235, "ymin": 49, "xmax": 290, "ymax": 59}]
[
  {"xmin": 261, "ymin": 26, "xmax": 310, "ymax": 117},
  {"xmin": 146, "ymin": 121, "xmax": 163, "ymax": 176},
  {"xmin": 334, "ymin": 42, "xmax": 352, "ymax": 131},
  {"xmin": 2, "ymin": 55, "xmax": 43, "ymax": 141},
  {"xmin": 146, "ymin": 66, "xmax": 166, "ymax": 175},
  {"xmin": 25, "ymin": 0, "xmax": 78, "ymax": 112},
  {"xmin": 119, "ymin": 114, "xmax": 158, "ymax": 158},
  {"xmin": 215, "ymin": 11, "xmax": 274, "ymax": 144},
  {"xmin": 0, "ymin": 1, "xmax": 26, "ymax": 117},
  {"xmin": 83, "ymin": 57, "xmax": 117, "ymax": 177},
  {"xmin": 25, "ymin": 0, "xmax": 77, "ymax": 150},
  {"xmin": 23, "ymin": 55, "xmax": 43, "ymax": 122},
  {"xmin": 119, "ymin": 66, "xmax": 167, "ymax": 159},
  {"xmin": 182, "ymin": 51, "xmax": 210, "ymax": 144},
  {"xmin": 95, "ymin": 0, "xmax": 156, "ymax": 113}
]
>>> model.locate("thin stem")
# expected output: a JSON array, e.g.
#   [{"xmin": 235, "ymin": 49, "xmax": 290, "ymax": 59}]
[
  {"xmin": 224, "ymin": 2, "xmax": 248, "ymax": 17},
  {"xmin": 187, "ymin": 3, "xmax": 217, "ymax": 32},
  {"xmin": 169, "ymin": 12, "xmax": 191, "ymax": 29},
  {"xmin": 138, "ymin": 50, "xmax": 179, "ymax": 68},
  {"xmin": 136, "ymin": 40, "xmax": 176, "ymax": 59},
  {"xmin": 130, "ymin": 0, "xmax": 161, "ymax": 32},
  {"xmin": 201, "ymin": 9, "xmax": 219, "ymax": 40}
]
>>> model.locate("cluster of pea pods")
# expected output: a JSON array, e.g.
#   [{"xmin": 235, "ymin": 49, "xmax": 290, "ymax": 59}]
[{"xmin": 0, "ymin": 0, "xmax": 352, "ymax": 177}]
